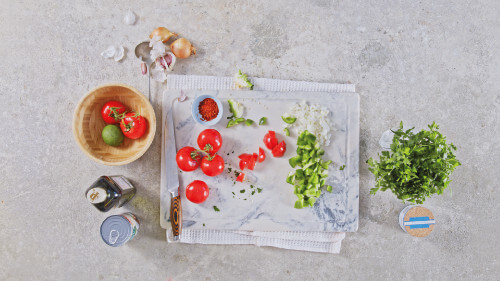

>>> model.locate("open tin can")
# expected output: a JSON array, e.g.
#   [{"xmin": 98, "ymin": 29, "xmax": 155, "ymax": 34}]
[{"xmin": 100, "ymin": 213, "xmax": 140, "ymax": 247}]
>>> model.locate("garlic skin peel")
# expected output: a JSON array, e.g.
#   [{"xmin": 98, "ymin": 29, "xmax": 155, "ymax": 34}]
[
  {"xmin": 124, "ymin": 9, "xmax": 137, "ymax": 25},
  {"xmin": 101, "ymin": 46, "xmax": 116, "ymax": 59},
  {"xmin": 100, "ymin": 45, "xmax": 125, "ymax": 62}
]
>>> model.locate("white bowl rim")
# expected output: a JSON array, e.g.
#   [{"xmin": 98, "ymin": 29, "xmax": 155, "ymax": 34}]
[{"xmin": 191, "ymin": 94, "xmax": 223, "ymax": 126}]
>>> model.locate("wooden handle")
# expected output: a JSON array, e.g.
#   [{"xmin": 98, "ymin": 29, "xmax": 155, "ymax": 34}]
[{"xmin": 170, "ymin": 195, "xmax": 182, "ymax": 239}]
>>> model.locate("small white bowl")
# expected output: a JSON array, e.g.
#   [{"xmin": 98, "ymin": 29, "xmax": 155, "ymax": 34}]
[{"xmin": 191, "ymin": 95, "xmax": 223, "ymax": 126}]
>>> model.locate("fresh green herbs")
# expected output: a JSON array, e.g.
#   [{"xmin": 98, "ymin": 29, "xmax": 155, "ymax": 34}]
[
  {"xmin": 240, "ymin": 189, "xmax": 245, "ymax": 193},
  {"xmin": 339, "ymin": 165, "xmax": 345, "ymax": 171},
  {"xmin": 259, "ymin": 117, "xmax": 267, "ymax": 125},
  {"xmin": 367, "ymin": 122, "xmax": 461, "ymax": 204},
  {"xmin": 286, "ymin": 130, "xmax": 332, "ymax": 209},
  {"xmin": 213, "ymin": 206, "xmax": 220, "ymax": 212},
  {"xmin": 281, "ymin": 116, "xmax": 297, "ymax": 124}
]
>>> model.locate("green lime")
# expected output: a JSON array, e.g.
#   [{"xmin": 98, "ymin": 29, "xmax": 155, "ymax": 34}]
[{"xmin": 102, "ymin": 125, "xmax": 124, "ymax": 146}]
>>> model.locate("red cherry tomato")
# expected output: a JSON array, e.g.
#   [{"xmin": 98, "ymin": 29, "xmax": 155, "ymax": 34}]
[
  {"xmin": 263, "ymin": 130, "xmax": 278, "ymax": 150},
  {"xmin": 238, "ymin": 153, "xmax": 252, "ymax": 162},
  {"xmin": 238, "ymin": 153, "xmax": 252, "ymax": 170},
  {"xmin": 176, "ymin": 146, "xmax": 201, "ymax": 172},
  {"xmin": 239, "ymin": 159, "xmax": 247, "ymax": 170},
  {"xmin": 247, "ymin": 153, "xmax": 258, "ymax": 170},
  {"xmin": 101, "ymin": 100, "xmax": 127, "ymax": 124},
  {"xmin": 185, "ymin": 180, "xmax": 209, "ymax": 204},
  {"xmin": 258, "ymin": 147, "xmax": 266, "ymax": 163},
  {"xmin": 272, "ymin": 141, "xmax": 286, "ymax": 157},
  {"xmin": 201, "ymin": 154, "xmax": 225, "ymax": 176},
  {"xmin": 236, "ymin": 172, "xmax": 245, "ymax": 182},
  {"xmin": 197, "ymin": 129, "xmax": 223, "ymax": 154},
  {"xmin": 120, "ymin": 113, "xmax": 147, "ymax": 139}
]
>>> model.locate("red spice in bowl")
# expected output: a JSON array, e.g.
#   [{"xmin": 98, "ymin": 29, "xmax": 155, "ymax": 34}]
[{"xmin": 198, "ymin": 98, "xmax": 219, "ymax": 121}]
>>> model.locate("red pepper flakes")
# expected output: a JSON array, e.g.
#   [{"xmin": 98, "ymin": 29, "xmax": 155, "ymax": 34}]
[{"xmin": 198, "ymin": 98, "xmax": 219, "ymax": 121}]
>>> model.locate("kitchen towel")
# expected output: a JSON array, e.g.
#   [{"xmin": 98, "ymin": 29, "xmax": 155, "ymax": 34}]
[{"xmin": 163, "ymin": 74, "xmax": 355, "ymax": 253}]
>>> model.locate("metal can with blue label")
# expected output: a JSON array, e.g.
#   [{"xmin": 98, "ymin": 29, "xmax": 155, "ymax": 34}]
[
  {"xmin": 399, "ymin": 205, "xmax": 435, "ymax": 237},
  {"xmin": 100, "ymin": 213, "xmax": 140, "ymax": 247}
]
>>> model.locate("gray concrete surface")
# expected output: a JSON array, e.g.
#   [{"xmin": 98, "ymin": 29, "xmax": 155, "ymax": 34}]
[{"xmin": 0, "ymin": 0, "xmax": 498, "ymax": 280}]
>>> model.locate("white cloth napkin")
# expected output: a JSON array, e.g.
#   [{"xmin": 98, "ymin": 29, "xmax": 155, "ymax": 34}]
[{"xmin": 164, "ymin": 74, "xmax": 355, "ymax": 253}]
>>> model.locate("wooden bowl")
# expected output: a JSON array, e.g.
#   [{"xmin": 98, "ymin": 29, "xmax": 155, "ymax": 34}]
[{"xmin": 73, "ymin": 84, "xmax": 156, "ymax": 165}]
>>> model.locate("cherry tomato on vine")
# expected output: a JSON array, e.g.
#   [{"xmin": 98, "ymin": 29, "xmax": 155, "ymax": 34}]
[
  {"xmin": 176, "ymin": 146, "xmax": 202, "ymax": 172},
  {"xmin": 101, "ymin": 100, "xmax": 127, "ymax": 124},
  {"xmin": 185, "ymin": 180, "xmax": 209, "ymax": 204},
  {"xmin": 197, "ymin": 129, "xmax": 223, "ymax": 154},
  {"xmin": 119, "ymin": 113, "xmax": 147, "ymax": 139},
  {"xmin": 263, "ymin": 131, "xmax": 278, "ymax": 150},
  {"xmin": 201, "ymin": 154, "xmax": 225, "ymax": 177}
]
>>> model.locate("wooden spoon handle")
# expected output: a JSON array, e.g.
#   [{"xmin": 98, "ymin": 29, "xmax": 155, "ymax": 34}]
[{"xmin": 170, "ymin": 195, "xmax": 182, "ymax": 240}]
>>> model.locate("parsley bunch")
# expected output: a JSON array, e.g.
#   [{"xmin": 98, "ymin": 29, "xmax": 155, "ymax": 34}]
[{"xmin": 367, "ymin": 122, "xmax": 461, "ymax": 204}]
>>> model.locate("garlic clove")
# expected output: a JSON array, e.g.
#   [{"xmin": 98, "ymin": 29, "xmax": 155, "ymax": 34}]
[
  {"xmin": 124, "ymin": 9, "xmax": 137, "ymax": 25},
  {"xmin": 164, "ymin": 52, "xmax": 176, "ymax": 72},
  {"xmin": 177, "ymin": 90, "xmax": 187, "ymax": 102},
  {"xmin": 155, "ymin": 52, "xmax": 176, "ymax": 72}
]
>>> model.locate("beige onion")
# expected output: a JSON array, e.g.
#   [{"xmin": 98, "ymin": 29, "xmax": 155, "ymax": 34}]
[
  {"xmin": 170, "ymin": 38, "xmax": 196, "ymax": 59},
  {"xmin": 149, "ymin": 27, "xmax": 177, "ymax": 43}
]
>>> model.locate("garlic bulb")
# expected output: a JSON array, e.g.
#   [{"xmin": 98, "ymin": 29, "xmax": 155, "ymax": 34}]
[
  {"xmin": 156, "ymin": 52, "xmax": 176, "ymax": 72},
  {"xmin": 149, "ymin": 35, "xmax": 166, "ymax": 60}
]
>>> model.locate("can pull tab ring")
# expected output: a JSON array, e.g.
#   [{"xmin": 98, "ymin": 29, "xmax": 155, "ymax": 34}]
[{"xmin": 109, "ymin": 230, "xmax": 119, "ymax": 245}]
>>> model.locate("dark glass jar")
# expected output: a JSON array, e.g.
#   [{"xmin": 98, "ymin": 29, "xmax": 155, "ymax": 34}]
[{"xmin": 85, "ymin": 176, "xmax": 136, "ymax": 212}]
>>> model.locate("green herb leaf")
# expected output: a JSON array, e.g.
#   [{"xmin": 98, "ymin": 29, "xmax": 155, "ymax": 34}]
[
  {"xmin": 339, "ymin": 165, "xmax": 345, "ymax": 171},
  {"xmin": 367, "ymin": 121, "xmax": 461, "ymax": 204},
  {"xmin": 259, "ymin": 117, "xmax": 267, "ymax": 125},
  {"xmin": 213, "ymin": 206, "xmax": 220, "ymax": 212},
  {"xmin": 245, "ymin": 119, "xmax": 254, "ymax": 126},
  {"xmin": 281, "ymin": 116, "xmax": 297, "ymax": 124},
  {"xmin": 240, "ymin": 189, "xmax": 245, "ymax": 193}
]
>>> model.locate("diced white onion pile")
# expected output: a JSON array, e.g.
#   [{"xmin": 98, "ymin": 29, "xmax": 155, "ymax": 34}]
[{"xmin": 283, "ymin": 101, "xmax": 333, "ymax": 147}]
